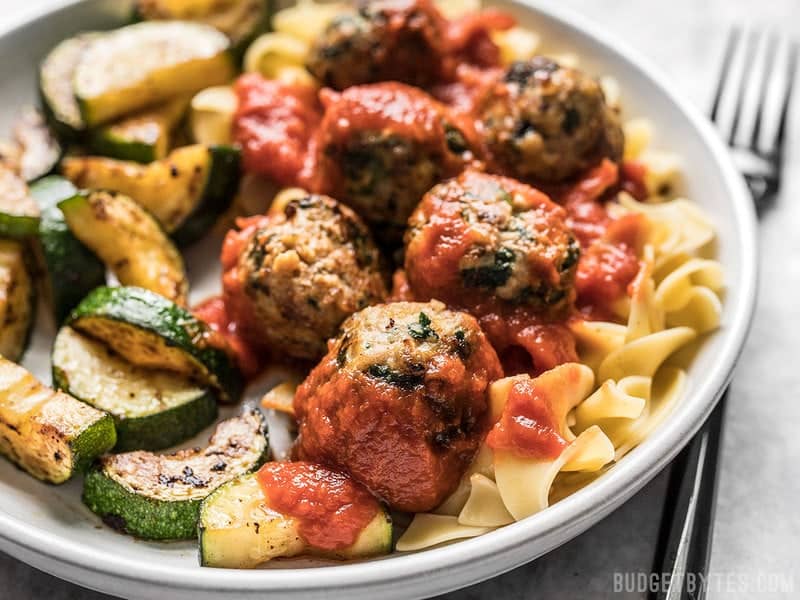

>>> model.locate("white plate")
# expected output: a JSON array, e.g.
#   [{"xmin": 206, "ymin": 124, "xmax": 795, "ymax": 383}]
[{"xmin": 0, "ymin": 1, "xmax": 757, "ymax": 598}]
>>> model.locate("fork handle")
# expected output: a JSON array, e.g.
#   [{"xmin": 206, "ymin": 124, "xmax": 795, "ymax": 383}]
[{"xmin": 650, "ymin": 390, "xmax": 727, "ymax": 600}]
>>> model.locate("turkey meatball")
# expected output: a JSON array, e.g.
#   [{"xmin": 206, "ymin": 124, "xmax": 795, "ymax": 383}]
[
  {"xmin": 293, "ymin": 301, "xmax": 503, "ymax": 512},
  {"xmin": 314, "ymin": 83, "xmax": 476, "ymax": 243},
  {"xmin": 405, "ymin": 170, "xmax": 580, "ymax": 314},
  {"xmin": 222, "ymin": 194, "xmax": 388, "ymax": 360},
  {"xmin": 305, "ymin": 0, "xmax": 443, "ymax": 90},
  {"xmin": 478, "ymin": 57, "xmax": 624, "ymax": 183}
]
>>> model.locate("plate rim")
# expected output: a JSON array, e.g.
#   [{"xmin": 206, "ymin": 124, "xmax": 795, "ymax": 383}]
[{"xmin": 0, "ymin": 0, "xmax": 758, "ymax": 597}]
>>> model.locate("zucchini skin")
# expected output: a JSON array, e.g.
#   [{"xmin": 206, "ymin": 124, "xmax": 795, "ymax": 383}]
[
  {"xmin": 82, "ymin": 409, "xmax": 269, "ymax": 540},
  {"xmin": 67, "ymin": 412, "xmax": 118, "ymax": 476},
  {"xmin": 84, "ymin": 467, "xmax": 204, "ymax": 539},
  {"xmin": 88, "ymin": 129, "xmax": 161, "ymax": 164},
  {"xmin": 111, "ymin": 393, "xmax": 217, "ymax": 452},
  {"xmin": 30, "ymin": 176, "xmax": 106, "ymax": 324},
  {"xmin": 172, "ymin": 145, "xmax": 241, "ymax": 246},
  {"xmin": 51, "ymin": 326, "xmax": 219, "ymax": 452},
  {"xmin": 68, "ymin": 286, "xmax": 244, "ymax": 403}
]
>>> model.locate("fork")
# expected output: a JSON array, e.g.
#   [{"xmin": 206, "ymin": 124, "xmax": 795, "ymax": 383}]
[{"xmin": 651, "ymin": 28, "xmax": 797, "ymax": 600}]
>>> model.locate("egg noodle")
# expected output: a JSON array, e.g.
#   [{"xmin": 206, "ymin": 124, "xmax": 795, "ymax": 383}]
[{"xmin": 236, "ymin": 0, "xmax": 724, "ymax": 551}]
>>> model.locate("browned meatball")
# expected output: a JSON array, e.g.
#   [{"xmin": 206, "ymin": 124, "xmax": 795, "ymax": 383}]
[
  {"xmin": 305, "ymin": 0, "xmax": 445, "ymax": 90},
  {"xmin": 222, "ymin": 194, "xmax": 387, "ymax": 360},
  {"xmin": 404, "ymin": 170, "xmax": 579, "ymax": 314},
  {"xmin": 478, "ymin": 57, "xmax": 624, "ymax": 182},
  {"xmin": 293, "ymin": 301, "xmax": 503, "ymax": 512},
  {"xmin": 314, "ymin": 82, "xmax": 475, "ymax": 244}
]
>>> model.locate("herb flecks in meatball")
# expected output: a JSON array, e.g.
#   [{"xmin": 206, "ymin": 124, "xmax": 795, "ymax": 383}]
[
  {"xmin": 405, "ymin": 170, "xmax": 579, "ymax": 314},
  {"xmin": 479, "ymin": 56, "xmax": 624, "ymax": 183},
  {"xmin": 294, "ymin": 301, "xmax": 503, "ymax": 512},
  {"xmin": 222, "ymin": 194, "xmax": 387, "ymax": 360},
  {"xmin": 315, "ymin": 83, "xmax": 477, "ymax": 243}
]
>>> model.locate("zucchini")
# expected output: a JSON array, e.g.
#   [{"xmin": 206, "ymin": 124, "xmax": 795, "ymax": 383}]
[
  {"xmin": 29, "ymin": 176, "xmax": 106, "ymax": 324},
  {"xmin": 134, "ymin": 0, "xmax": 271, "ymax": 58},
  {"xmin": 82, "ymin": 408, "xmax": 269, "ymax": 540},
  {"xmin": 67, "ymin": 286, "xmax": 243, "ymax": 403},
  {"xmin": 73, "ymin": 21, "xmax": 236, "ymax": 127},
  {"xmin": 88, "ymin": 96, "xmax": 190, "ymax": 164},
  {"xmin": 38, "ymin": 33, "xmax": 99, "ymax": 139},
  {"xmin": 0, "ymin": 165, "xmax": 40, "ymax": 237},
  {"xmin": 0, "ymin": 108, "xmax": 62, "ymax": 182},
  {"xmin": 0, "ymin": 240, "xmax": 35, "ymax": 361},
  {"xmin": 61, "ymin": 144, "xmax": 240, "ymax": 246},
  {"xmin": 0, "ymin": 356, "xmax": 116, "ymax": 484},
  {"xmin": 52, "ymin": 326, "xmax": 218, "ymax": 451},
  {"xmin": 58, "ymin": 190, "xmax": 188, "ymax": 305},
  {"xmin": 199, "ymin": 470, "xmax": 393, "ymax": 568}
]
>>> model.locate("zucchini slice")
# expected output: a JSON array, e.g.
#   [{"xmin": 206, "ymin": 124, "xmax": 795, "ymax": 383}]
[
  {"xmin": 0, "ymin": 356, "xmax": 116, "ymax": 484},
  {"xmin": 39, "ymin": 33, "xmax": 99, "ymax": 139},
  {"xmin": 82, "ymin": 408, "xmax": 269, "ymax": 540},
  {"xmin": 135, "ymin": 0, "xmax": 271, "ymax": 56},
  {"xmin": 67, "ymin": 286, "xmax": 243, "ymax": 403},
  {"xmin": 61, "ymin": 144, "xmax": 240, "ymax": 246},
  {"xmin": 0, "ymin": 165, "xmax": 40, "ymax": 237},
  {"xmin": 0, "ymin": 240, "xmax": 35, "ymax": 361},
  {"xmin": 88, "ymin": 96, "xmax": 190, "ymax": 164},
  {"xmin": 73, "ymin": 21, "xmax": 236, "ymax": 127},
  {"xmin": 52, "ymin": 326, "xmax": 218, "ymax": 451},
  {"xmin": 199, "ymin": 470, "xmax": 393, "ymax": 568},
  {"xmin": 0, "ymin": 108, "xmax": 62, "ymax": 182},
  {"xmin": 29, "ymin": 176, "xmax": 106, "ymax": 324},
  {"xmin": 58, "ymin": 190, "xmax": 188, "ymax": 305}
]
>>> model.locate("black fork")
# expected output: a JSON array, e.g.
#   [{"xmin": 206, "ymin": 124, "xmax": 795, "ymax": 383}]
[{"xmin": 651, "ymin": 29, "xmax": 797, "ymax": 600}]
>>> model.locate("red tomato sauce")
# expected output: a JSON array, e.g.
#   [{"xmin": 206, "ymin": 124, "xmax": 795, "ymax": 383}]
[
  {"xmin": 193, "ymin": 295, "xmax": 263, "ymax": 380},
  {"xmin": 234, "ymin": 74, "xmax": 321, "ymax": 187},
  {"xmin": 486, "ymin": 376, "xmax": 567, "ymax": 459},
  {"xmin": 257, "ymin": 461, "xmax": 380, "ymax": 551}
]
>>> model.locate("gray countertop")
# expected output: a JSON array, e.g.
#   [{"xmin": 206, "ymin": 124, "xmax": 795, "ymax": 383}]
[{"xmin": 1, "ymin": 0, "xmax": 798, "ymax": 598}]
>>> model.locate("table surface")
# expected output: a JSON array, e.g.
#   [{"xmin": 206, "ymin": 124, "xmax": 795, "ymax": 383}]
[{"xmin": 0, "ymin": 0, "xmax": 797, "ymax": 598}]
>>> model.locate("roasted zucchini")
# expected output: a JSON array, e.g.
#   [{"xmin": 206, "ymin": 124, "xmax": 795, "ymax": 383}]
[
  {"xmin": 29, "ymin": 176, "xmax": 106, "ymax": 324},
  {"xmin": 0, "ymin": 356, "xmax": 116, "ymax": 483},
  {"xmin": 0, "ymin": 165, "xmax": 40, "ymax": 237},
  {"xmin": 38, "ymin": 32, "xmax": 99, "ymax": 139},
  {"xmin": 82, "ymin": 409, "xmax": 269, "ymax": 540},
  {"xmin": 199, "ymin": 470, "xmax": 393, "ymax": 568},
  {"xmin": 73, "ymin": 21, "xmax": 235, "ymax": 126},
  {"xmin": 52, "ymin": 326, "xmax": 218, "ymax": 451},
  {"xmin": 61, "ymin": 144, "xmax": 240, "ymax": 246},
  {"xmin": 88, "ymin": 96, "xmax": 190, "ymax": 164},
  {"xmin": 67, "ymin": 286, "xmax": 243, "ymax": 403},
  {"xmin": 0, "ymin": 108, "xmax": 62, "ymax": 182},
  {"xmin": 134, "ymin": 0, "xmax": 271, "ymax": 58},
  {"xmin": 58, "ymin": 190, "xmax": 188, "ymax": 305},
  {"xmin": 0, "ymin": 240, "xmax": 35, "ymax": 361}
]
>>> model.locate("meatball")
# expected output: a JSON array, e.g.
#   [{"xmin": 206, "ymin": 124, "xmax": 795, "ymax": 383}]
[
  {"xmin": 478, "ymin": 57, "xmax": 624, "ymax": 183},
  {"xmin": 305, "ymin": 0, "xmax": 445, "ymax": 90},
  {"xmin": 222, "ymin": 194, "xmax": 387, "ymax": 360},
  {"xmin": 293, "ymin": 301, "xmax": 503, "ymax": 512},
  {"xmin": 314, "ymin": 83, "xmax": 475, "ymax": 243},
  {"xmin": 404, "ymin": 170, "xmax": 579, "ymax": 313}
]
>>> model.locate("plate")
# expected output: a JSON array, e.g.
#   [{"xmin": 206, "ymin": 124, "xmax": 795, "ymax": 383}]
[{"xmin": 0, "ymin": 1, "xmax": 757, "ymax": 598}]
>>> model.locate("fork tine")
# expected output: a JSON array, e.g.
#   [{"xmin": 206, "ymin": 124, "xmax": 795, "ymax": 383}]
[
  {"xmin": 710, "ymin": 28, "xmax": 742, "ymax": 125},
  {"xmin": 727, "ymin": 31, "xmax": 759, "ymax": 145},
  {"xmin": 775, "ymin": 41, "xmax": 798, "ymax": 157},
  {"xmin": 750, "ymin": 34, "xmax": 779, "ymax": 150}
]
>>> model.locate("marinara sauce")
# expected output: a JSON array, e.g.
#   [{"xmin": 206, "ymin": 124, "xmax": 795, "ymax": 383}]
[
  {"xmin": 256, "ymin": 462, "xmax": 380, "ymax": 551},
  {"xmin": 486, "ymin": 375, "xmax": 567, "ymax": 459}
]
